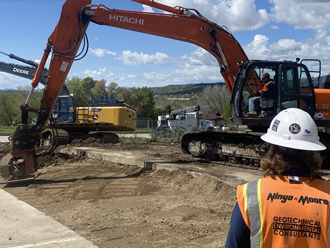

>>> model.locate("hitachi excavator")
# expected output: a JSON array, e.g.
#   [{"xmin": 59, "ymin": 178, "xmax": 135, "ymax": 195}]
[
  {"xmin": 1, "ymin": 0, "xmax": 330, "ymax": 181},
  {"xmin": 0, "ymin": 50, "xmax": 136, "ymax": 145}
]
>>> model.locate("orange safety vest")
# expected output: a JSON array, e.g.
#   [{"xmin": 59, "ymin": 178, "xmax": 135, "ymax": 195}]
[
  {"xmin": 261, "ymin": 81, "xmax": 274, "ymax": 92},
  {"xmin": 237, "ymin": 175, "xmax": 330, "ymax": 248}
]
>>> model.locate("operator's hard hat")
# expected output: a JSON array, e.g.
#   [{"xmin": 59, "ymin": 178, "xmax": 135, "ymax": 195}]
[
  {"xmin": 261, "ymin": 108, "xmax": 326, "ymax": 151},
  {"xmin": 262, "ymin": 72, "xmax": 270, "ymax": 78}
]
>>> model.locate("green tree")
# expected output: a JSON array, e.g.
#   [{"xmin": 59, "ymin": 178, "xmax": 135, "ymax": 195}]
[
  {"xmin": 79, "ymin": 77, "xmax": 96, "ymax": 105},
  {"xmin": 0, "ymin": 91, "xmax": 16, "ymax": 125},
  {"xmin": 116, "ymin": 87, "xmax": 137, "ymax": 107},
  {"xmin": 107, "ymin": 82, "xmax": 118, "ymax": 96},
  {"xmin": 154, "ymin": 108, "xmax": 167, "ymax": 118},
  {"xmin": 132, "ymin": 87, "xmax": 155, "ymax": 119},
  {"xmin": 222, "ymin": 100, "xmax": 231, "ymax": 118},
  {"xmin": 115, "ymin": 86, "xmax": 155, "ymax": 119},
  {"xmin": 165, "ymin": 105, "xmax": 172, "ymax": 113},
  {"xmin": 0, "ymin": 86, "xmax": 42, "ymax": 126},
  {"xmin": 66, "ymin": 76, "xmax": 96, "ymax": 106},
  {"xmin": 65, "ymin": 76, "xmax": 81, "ymax": 95},
  {"xmin": 91, "ymin": 79, "xmax": 108, "ymax": 97}
]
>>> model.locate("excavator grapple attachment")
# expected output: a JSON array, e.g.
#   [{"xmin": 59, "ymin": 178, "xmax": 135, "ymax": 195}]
[{"xmin": 0, "ymin": 148, "xmax": 39, "ymax": 183}]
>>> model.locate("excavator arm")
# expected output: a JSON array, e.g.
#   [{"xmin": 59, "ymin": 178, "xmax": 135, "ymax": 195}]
[
  {"xmin": 0, "ymin": 1, "xmax": 92, "ymax": 180},
  {"xmin": 30, "ymin": 1, "xmax": 92, "ymax": 128}
]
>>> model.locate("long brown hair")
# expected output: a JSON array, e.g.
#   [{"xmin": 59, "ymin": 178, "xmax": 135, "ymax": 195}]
[{"xmin": 260, "ymin": 145, "xmax": 323, "ymax": 179}]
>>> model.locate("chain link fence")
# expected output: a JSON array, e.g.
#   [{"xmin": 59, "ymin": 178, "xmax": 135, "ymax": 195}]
[{"xmin": 136, "ymin": 118, "xmax": 157, "ymax": 130}]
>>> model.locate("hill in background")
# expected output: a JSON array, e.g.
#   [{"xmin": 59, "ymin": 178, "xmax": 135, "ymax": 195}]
[
  {"xmin": 0, "ymin": 82, "xmax": 226, "ymax": 96},
  {"xmin": 151, "ymin": 82, "xmax": 225, "ymax": 95}
]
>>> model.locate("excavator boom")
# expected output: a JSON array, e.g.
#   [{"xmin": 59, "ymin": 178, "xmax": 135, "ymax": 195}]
[{"xmin": 89, "ymin": 3, "xmax": 249, "ymax": 92}]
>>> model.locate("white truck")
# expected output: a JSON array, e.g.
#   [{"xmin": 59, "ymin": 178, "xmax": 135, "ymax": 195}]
[{"xmin": 157, "ymin": 106, "xmax": 214, "ymax": 132}]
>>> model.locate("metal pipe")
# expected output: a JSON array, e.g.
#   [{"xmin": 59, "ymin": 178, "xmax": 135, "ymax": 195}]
[{"xmin": 25, "ymin": 87, "xmax": 35, "ymax": 105}]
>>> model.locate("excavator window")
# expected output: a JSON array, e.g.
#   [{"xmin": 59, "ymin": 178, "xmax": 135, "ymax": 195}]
[
  {"xmin": 52, "ymin": 96, "xmax": 75, "ymax": 123},
  {"xmin": 238, "ymin": 66, "xmax": 276, "ymax": 116},
  {"xmin": 231, "ymin": 63, "xmax": 278, "ymax": 118},
  {"xmin": 279, "ymin": 64, "xmax": 314, "ymax": 114}
]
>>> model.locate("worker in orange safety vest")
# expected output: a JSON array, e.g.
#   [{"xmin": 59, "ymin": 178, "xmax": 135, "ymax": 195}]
[
  {"xmin": 247, "ymin": 72, "xmax": 275, "ymax": 116},
  {"xmin": 225, "ymin": 108, "xmax": 330, "ymax": 248}
]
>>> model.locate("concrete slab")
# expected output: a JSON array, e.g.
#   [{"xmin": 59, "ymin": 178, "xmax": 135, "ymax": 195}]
[
  {"xmin": 118, "ymin": 133, "xmax": 151, "ymax": 138},
  {"xmin": 0, "ymin": 133, "xmax": 152, "ymax": 143},
  {"xmin": 0, "ymin": 189, "xmax": 98, "ymax": 248},
  {"xmin": 0, "ymin": 136, "xmax": 10, "ymax": 143},
  {"xmin": 59, "ymin": 146, "xmax": 151, "ymax": 168}
]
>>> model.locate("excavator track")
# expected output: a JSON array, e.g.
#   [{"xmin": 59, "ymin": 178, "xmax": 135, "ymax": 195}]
[
  {"xmin": 41, "ymin": 130, "xmax": 120, "ymax": 146},
  {"xmin": 41, "ymin": 129, "xmax": 70, "ymax": 147},
  {"xmin": 90, "ymin": 132, "xmax": 120, "ymax": 144},
  {"xmin": 64, "ymin": 131, "xmax": 120, "ymax": 144},
  {"xmin": 181, "ymin": 131, "xmax": 269, "ymax": 167}
]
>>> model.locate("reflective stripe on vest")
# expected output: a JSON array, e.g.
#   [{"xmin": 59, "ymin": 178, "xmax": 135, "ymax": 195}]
[
  {"xmin": 262, "ymin": 81, "xmax": 273, "ymax": 92},
  {"xmin": 243, "ymin": 179, "xmax": 263, "ymax": 248}
]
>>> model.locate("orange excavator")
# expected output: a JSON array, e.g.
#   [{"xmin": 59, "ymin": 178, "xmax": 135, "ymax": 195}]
[{"xmin": 1, "ymin": 0, "xmax": 330, "ymax": 181}]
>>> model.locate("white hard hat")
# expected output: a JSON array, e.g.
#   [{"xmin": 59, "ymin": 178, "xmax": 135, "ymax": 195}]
[{"xmin": 261, "ymin": 108, "xmax": 326, "ymax": 151}]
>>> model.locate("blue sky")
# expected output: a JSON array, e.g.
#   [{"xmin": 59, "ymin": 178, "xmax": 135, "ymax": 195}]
[{"xmin": 1, "ymin": 0, "xmax": 330, "ymax": 90}]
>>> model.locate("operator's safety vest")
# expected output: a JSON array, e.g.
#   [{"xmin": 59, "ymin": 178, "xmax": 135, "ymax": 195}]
[
  {"xmin": 261, "ymin": 81, "xmax": 274, "ymax": 92},
  {"xmin": 237, "ymin": 175, "xmax": 330, "ymax": 248}
]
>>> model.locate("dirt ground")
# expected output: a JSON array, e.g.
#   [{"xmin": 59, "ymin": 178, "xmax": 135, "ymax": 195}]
[{"xmin": 0, "ymin": 140, "xmax": 236, "ymax": 247}]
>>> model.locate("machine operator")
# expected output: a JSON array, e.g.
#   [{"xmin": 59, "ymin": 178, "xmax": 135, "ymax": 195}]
[{"xmin": 247, "ymin": 72, "xmax": 275, "ymax": 116}]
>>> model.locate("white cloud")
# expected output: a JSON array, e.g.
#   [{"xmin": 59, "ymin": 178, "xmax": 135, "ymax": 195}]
[
  {"xmin": 82, "ymin": 67, "xmax": 113, "ymax": 79},
  {"xmin": 140, "ymin": 53, "xmax": 221, "ymax": 87},
  {"xmin": 242, "ymin": 31, "xmax": 330, "ymax": 74},
  {"xmin": 135, "ymin": 29, "xmax": 330, "ymax": 86},
  {"xmin": 151, "ymin": 0, "xmax": 330, "ymax": 32},
  {"xmin": 89, "ymin": 48, "xmax": 170, "ymax": 66},
  {"xmin": 142, "ymin": 4, "xmax": 154, "ymax": 13},
  {"xmin": 0, "ymin": 72, "xmax": 33, "ymax": 90},
  {"xmin": 151, "ymin": 0, "xmax": 270, "ymax": 32},
  {"xmin": 270, "ymin": 0, "xmax": 330, "ymax": 30},
  {"xmin": 89, "ymin": 48, "xmax": 116, "ymax": 58},
  {"xmin": 269, "ymin": 39, "xmax": 301, "ymax": 53},
  {"xmin": 179, "ymin": 47, "xmax": 217, "ymax": 66},
  {"xmin": 116, "ymin": 50, "xmax": 170, "ymax": 66},
  {"xmin": 243, "ymin": 34, "xmax": 272, "ymax": 59}
]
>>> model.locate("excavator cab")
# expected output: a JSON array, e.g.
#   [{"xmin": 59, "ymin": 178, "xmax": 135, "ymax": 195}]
[
  {"xmin": 52, "ymin": 95, "xmax": 75, "ymax": 124},
  {"xmin": 231, "ymin": 60, "xmax": 316, "ymax": 131}
]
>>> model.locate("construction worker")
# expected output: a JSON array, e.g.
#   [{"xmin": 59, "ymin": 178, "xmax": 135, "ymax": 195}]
[
  {"xmin": 247, "ymin": 72, "xmax": 275, "ymax": 116},
  {"xmin": 225, "ymin": 108, "xmax": 330, "ymax": 247}
]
